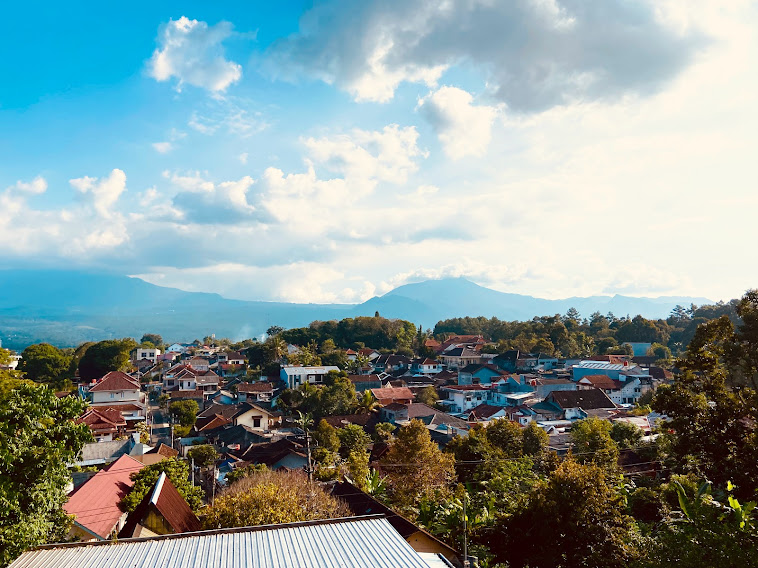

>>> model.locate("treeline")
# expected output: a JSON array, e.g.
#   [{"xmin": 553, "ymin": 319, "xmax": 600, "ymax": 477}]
[
  {"xmin": 279, "ymin": 315, "xmax": 418, "ymax": 353},
  {"xmin": 433, "ymin": 300, "xmax": 738, "ymax": 358}
]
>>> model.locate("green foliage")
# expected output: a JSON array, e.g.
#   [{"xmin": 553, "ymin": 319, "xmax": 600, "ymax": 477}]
[
  {"xmin": 283, "ymin": 371, "xmax": 358, "ymax": 419},
  {"xmin": 19, "ymin": 343, "xmax": 72, "ymax": 388},
  {"xmin": 203, "ymin": 470, "xmax": 349, "ymax": 528},
  {"xmin": 121, "ymin": 458, "xmax": 203, "ymax": 512},
  {"xmin": 416, "ymin": 385, "xmax": 439, "ymax": 406},
  {"xmin": 312, "ymin": 419, "xmax": 340, "ymax": 453},
  {"xmin": 487, "ymin": 460, "xmax": 638, "ymax": 568},
  {"xmin": 522, "ymin": 421, "xmax": 549, "ymax": 455},
  {"xmin": 280, "ymin": 316, "xmax": 417, "ymax": 351},
  {"xmin": 381, "ymin": 420, "xmax": 456, "ymax": 513},
  {"xmin": 225, "ymin": 463, "xmax": 268, "ymax": 485},
  {"xmin": 610, "ymin": 420, "xmax": 644, "ymax": 449},
  {"xmin": 169, "ymin": 400, "xmax": 199, "ymax": 427},
  {"xmin": 77, "ymin": 338, "xmax": 137, "ymax": 381},
  {"xmin": 345, "ymin": 450, "xmax": 370, "ymax": 488},
  {"xmin": 187, "ymin": 444, "xmax": 218, "ymax": 467},
  {"xmin": 570, "ymin": 417, "xmax": 620, "ymax": 472},
  {"xmin": 355, "ymin": 390, "xmax": 378, "ymax": 414},
  {"xmin": 374, "ymin": 421, "xmax": 396, "ymax": 443},
  {"xmin": 337, "ymin": 424, "xmax": 371, "ymax": 458},
  {"xmin": 0, "ymin": 384, "xmax": 92, "ymax": 565},
  {"xmin": 486, "ymin": 419, "xmax": 523, "ymax": 457},
  {"xmin": 140, "ymin": 333, "xmax": 163, "ymax": 348}
]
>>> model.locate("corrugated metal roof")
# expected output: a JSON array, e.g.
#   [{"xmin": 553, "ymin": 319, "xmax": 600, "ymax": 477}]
[
  {"xmin": 10, "ymin": 517, "xmax": 433, "ymax": 568},
  {"xmin": 577, "ymin": 361, "xmax": 626, "ymax": 370}
]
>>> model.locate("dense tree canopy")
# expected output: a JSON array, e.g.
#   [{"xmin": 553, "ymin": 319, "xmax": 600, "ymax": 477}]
[
  {"xmin": 77, "ymin": 338, "xmax": 137, "ymax": 381},
  {"xmin": 121, "ymin": 458, "xmax": 203, "ymax": 512},
  {"xmin": 19, "ymin": 343, "xmax": 71, "ymax": 388},
  {"xmin": 0, "ymin": 384, "xmax": 92, "ymax": 566}
]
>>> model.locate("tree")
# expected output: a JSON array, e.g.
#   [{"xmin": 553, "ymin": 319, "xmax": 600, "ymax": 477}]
[
  {"xmin": 225, "ymin": 463, "xmax": 268, "ymax": 485},
  {"xmin": 522, "ymin": 421, "xmax": 549, "ymax": 455},
  {"xmin": 570, "ymin": 417, "xmax": 619, "ymax": 472},
  {"xmin": 0, "ymin": 384, "xmax": 92, "ymax": 565},
  {"xmin": 490, "ymin": 460, "xmax": 638, "ymax": 568},
  {"xmin": 381, "ymin": 420, "xmax": 456, "ymax": 512},
  {"xmin": 312, "ymin": 419, "xmax": 340, "ymax": 453},
  {"xmin": 337, "ymin": 424, "xmax": 371, "ymax": 458},
  {"xmin": 203, "ymin": 470, "xmax": 349, "ymax": 528},
  {"xmin": 121, "ymin": 458, "xmax": 203, "ymax": 512},
  {"xmin": 416, "ymin": 385, "xmax": 439, "ymax": 406},
  {"xmin": 140, "ymin": 334, "xmax": 163, "ymax": 349},
  {"xmin": 169, "ymin": 400, "xmax": 199, "ymax": 427},
  {"xmin": 355, "ymin": 390, "xmax": 378, "ymax": 414},
  {"xmin": 609, "ymin": 420, "xmax": 644, "ymax": 449},
  {"xmin": 486, "ymin": 419, "xmax": 523, "ymax": 457},
  {"xmin": 19, "ymin": 343, "xmax": 72, "ymax": 388},
  {"xmin": 77, "ymin": 338, "xmax": 137, "ymax": 381},
  {"xmin": 187, "ymin": 444, "xmax": 218, "ymax": 468},
  {"xmin": 266, "ymin": 325, "xmax": 285, "ymax": 337},
  {"xmin": 374, "ymin": 421, "xmax": 396, "ymax": 442}
]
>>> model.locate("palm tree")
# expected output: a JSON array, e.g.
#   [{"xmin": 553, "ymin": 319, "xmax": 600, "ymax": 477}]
[{"xmin": 355, "ymin": 391, "xmax": 378, "ymax": 414}]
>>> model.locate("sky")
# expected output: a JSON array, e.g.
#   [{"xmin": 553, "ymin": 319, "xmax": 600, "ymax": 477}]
[{"xmin": 1, "ymin": 0, "xmax": 756, "ymax": 304}]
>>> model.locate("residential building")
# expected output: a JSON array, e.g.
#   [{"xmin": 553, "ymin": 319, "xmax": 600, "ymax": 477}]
[
  {"xmin": 439, "ymin": 385, "xmax": 491, "ymax": 413},
  {"xmin": 64, "ymin": 455, "xmax": 144, "ymax": 541},
  {"xmin": 280, "ymin": 365, "xmax": 341, "ymax": 389},
  {"xmin": 236, "ymin": 381, "xmax": 274, "ymax": 403},
  {"xmin": 86, "ymin": 371, "xmax": 146, "ymax": 421},
  {"xmin": 77, "ymin": 408, "xmax": 127, "ymax": 442},
  {"xmin": 370, "ymin": 386, "xmax": 414, "ymax": 406},
  {"xmin": 11, "ymin": 517, "xmax": 448, "ymax": 568},
  {"xmin": 439, "ymin": 347, "xmax": 482, "ymax": 370},
  {"xmin": 347, "ymin": 374, "xmax": 383, "ymax": 392},
  {"xmin": 135, "ymin": 347, "xmax": 161, "ymax": 363},
  {"xmin": 457, "ymin": 363, "xmax": 506, "ymax": 385},
  {"xmin": 542, "ymin": 389, "xmax": 617, "ymax": 420}
]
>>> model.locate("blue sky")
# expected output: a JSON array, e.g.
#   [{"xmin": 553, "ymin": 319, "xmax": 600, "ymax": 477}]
[{"xmin": 2, "ymin": 1, "xmax": 757, "ymax": 303}]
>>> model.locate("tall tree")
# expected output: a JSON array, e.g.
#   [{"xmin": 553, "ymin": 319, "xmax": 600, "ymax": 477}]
[
  {"xmin": 381, "ymin": 420, "xmax": 455, "ymax": 513},
  {"xmin": 77, "ymin": 338, "xmax": 137, "ymax": 381},
  {"xmin": 19, "ymin": 343, "xmax": 72, "ymax": 388},
  {"xmin": 0, "ymin": 384, "xmax": 92, "ymax": 565},
  {"xmin": 121, "ymin": 458, "xmax": 203, "ymax": 512}
]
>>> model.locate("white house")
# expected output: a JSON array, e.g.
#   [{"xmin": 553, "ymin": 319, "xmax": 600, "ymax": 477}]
[
  {"xmin": 87, "ymin": 371, "xmax": 146, "ymax": 419},
  {"xmin": 135, "ymin": 348, "xmax": 161, "ymax": 363},
  {"xmin": 280, "ymin": 365, "xmax": 341, "ymax": 389},
  {"xmin": 232, "ymin": 403, "xmax": 276, "ymax": 431},
  {"xmin": 439, "ymin": 385, "xmax": 492, "ymax": 413},
  {"xmin": 410, "ymin": 358, "xmax": 442, "ymax": 375},
  {"xmin": 166, "ymin": 343, "xmax": 188, "ymax": 353}
]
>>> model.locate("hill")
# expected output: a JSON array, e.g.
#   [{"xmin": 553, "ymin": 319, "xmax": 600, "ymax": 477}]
[{"xmin": 0, "ymin": 270, "xmax": 712, "ymax": 350}]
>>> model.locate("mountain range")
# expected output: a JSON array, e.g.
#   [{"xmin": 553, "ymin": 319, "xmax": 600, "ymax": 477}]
[{"xmin": 0, "ymin": 270, "xmax": 713, "ymax": 350}]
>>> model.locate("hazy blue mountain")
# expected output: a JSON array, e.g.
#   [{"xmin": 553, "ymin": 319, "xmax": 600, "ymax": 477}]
[{"xmin": 0, "ymin": 270, "xmax": 713, "ymax": 350}]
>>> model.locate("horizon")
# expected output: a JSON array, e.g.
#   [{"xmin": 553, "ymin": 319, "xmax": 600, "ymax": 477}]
[{"xmin": 2, "ymin": 2, "xmax": 756, "ymax": 304}]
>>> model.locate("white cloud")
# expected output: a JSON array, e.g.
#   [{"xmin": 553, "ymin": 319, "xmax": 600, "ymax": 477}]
[
  {"xmin": 303, "ymin": 124, "xmax": 422, "ymax": 184},
  {"xmin": 418, "ymin": 86, "xmax": 500, "ymax": 159},
  {"xmin": 267, "ymin": 0, "xmax": 706, "ymax": 108},
  {"xmin": 70, "ymin": 169, "xmax": 127, "ymax": 218},
  {"xmin": 239, "ymin": 152, "xmax": 249, "ymax": 164},
  {"xmin": 152, "ymin": 141, "xmax": 173, "ymax": 153},
  {"xmin": 168, "ymin": 171, "xmax": 258, "ymax": 223},
  {"xmin": 148, "ymin": 16, "xmax": 242, "ymax": 92},
  {"xmin": 188, "ymin": 97, "xmax": 267, "ymax": 137},
  {"xmin": 6, "ymin": 176, "xmax": 47, "ymax": 195}
]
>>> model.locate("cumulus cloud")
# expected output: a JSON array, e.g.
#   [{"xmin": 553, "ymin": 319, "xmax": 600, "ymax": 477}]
[
  {"xmin": 70, "ymin": 169, "xmax": 127, "ymax": 218},
  {"xmin": 148, "ymin": 16, "xmax": 242, "ymax": 92},
  {"xmin": 168, "ymin": 171, "xmax": 259, "ymax": 224},
  {"xmin": 303, "ymin": 124, "xmax": 422, "ymax": 184},
  {"xmin": 418, "ymin": 86, "xmax": 500, "ymax": 159},
  {"xmin": 6, "ymin": 176, "xmax": 47, "ymax": 195},
  {"xmin": 267, "ymin": 0, "xmax": 705, "ymax": 109}
]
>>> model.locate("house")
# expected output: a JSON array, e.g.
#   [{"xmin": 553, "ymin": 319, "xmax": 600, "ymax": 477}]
[
  {"xmin": 135, "ymin": 347, "xmax": 161, "ymax": 363},
  {"xmin": 577, "ymin": 372, "xmax": 652, "ymax": 406},
  {"xmin": 280, "ymin": 365, "xmax": 341, "ymax": 389},
  {"xmin": 330, "ymin": 481, "xmax": 461, "ymax": 566},
  {"xmin": 373, "ymin": 354, "xmax": 411, "ymax": 373},
  {"xmin": 543, "ymin": 389, "xmax": 617, "ymax": 420},
  {"xmin": 87, "ymin": 371, "xmax": 146, "ymax": 421},
  {"xmin": 358, "ymin": 348, "xmax": 381, "ymax": 361},
  {"xmin": 370, "ymin": 386, "xmax": 414, "ymax": 406},
  {"xmin": 345, "ymin": 349, "xmax": 358, "ymax": 361},
  {"xmin": 64, "ymin": 455, "xmax": 144, "ymax": 541},
  {"xmin": 323, "ymin": 412, "xmax": 381, "ymax": 435},
  {"xmin": 438, "ymin": 347, "xmax": 482, "ymax": 370},
  {"xmin": 10, "ymin": 517, "xmax": 450, "ymax": 568},
  {"xmin": 118, "ymin": 472, "xmax": 201, "ymax": 538},
  {"xmin": 237, "ymin": 438, "xmax": 308, "ymax": 470},
  {"xmin": 236, "ymin": 381, "xmax": 274, "ymax": 403},
  {"xmin": 439, "ymin": 385, "xmax": 491, "ymax": 413},
  {"xmin": 231, "ymin": 402, "xmax": 277, "ymax": 431},
  {"xmin": 166, "ymin": 343, "xmax": 189, "ymax": 353},
  {"xmin": 410, "ymin": 358, "xmax": 442, "ymax": 375},
  {"xmin": 435, "ymin": 335, "xmax": 486, "ymax": 354},
  {"xmin": 217, "ymin": 351, "xmax": 245, "ymax": 365},
  {"xmin": 187, "ymin": 357, "xmax": 211, "ymax": 372},
  {"xmin": 347, "ymin": 374, "xmax": 382, "ymax": 392},
  {"xmin": 77, "ymin": 408, "xmax": 127, "ymax": 442},
  {"xmin": 493, "ymin": 350, "xmax": 558, "ymax": 372},
  {"xmin": 457, "ymin": 364, "xmax": 506, "ymax": 385},
  {"xmin": 464, "ymin": 404, "xmax": 508, "ymax": 423},
  {"xmin": 572, "ymin": 360, "xmax": 638, "ymax": 381}
]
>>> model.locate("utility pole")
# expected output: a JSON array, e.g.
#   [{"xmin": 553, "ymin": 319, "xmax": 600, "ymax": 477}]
[
  {"xmin": 463, "ymin": 495, "xmax": 468, "ymax": 568},
  {"xmin": 305, "ymin": 426, "xmax": 313, "ymax": 483},
  {"xmin": 191, "ymin": 457, "xmax": 195, "ymax": 485}
]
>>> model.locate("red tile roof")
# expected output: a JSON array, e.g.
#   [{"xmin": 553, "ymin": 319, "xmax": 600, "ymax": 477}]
[
  {"xmin": 88, "ymin": 371, "xmax": 140, "ymax": 392},
  {"xmin": 369, "ymin": 387, "xmax": 414, "ymax": 404},
  {"xmin": 237, "ymin": 382, "xmax": 274, "ymax": 393},
  {"xmin": 579, "ymin": 374, "xmax": 618, "ymax": 390},
  {"xmin": 119, "ymin": 472, "xmax": 201, "ymax": 537},
  {"xmin": 77, "ymin": 408, "xmax": 126, "ymax": 433},
  {"xmin": 64, "ymin": 455, "xmax": 144, "ymax": 539}
]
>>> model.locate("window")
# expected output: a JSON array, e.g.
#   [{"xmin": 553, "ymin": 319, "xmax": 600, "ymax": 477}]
[{"xmin": 253, "ymin": 418, "xmax": 261, "ymax": 428}]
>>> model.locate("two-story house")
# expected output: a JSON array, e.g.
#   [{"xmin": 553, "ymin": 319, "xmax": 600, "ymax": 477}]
[
  {"xmin": 410, "ymin": 358, "xmax": 442, "ymax": 375},
  {"xmin": 87, "ymin": 371, "xmax": 146, "ymax": 423},
  {"xmin": 439, "ymin": 384, "xmax": 492, "ymax": 413},
  {"xmin": 280, "ymin": 365, "xmax": 341, "ymax": 389}
]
